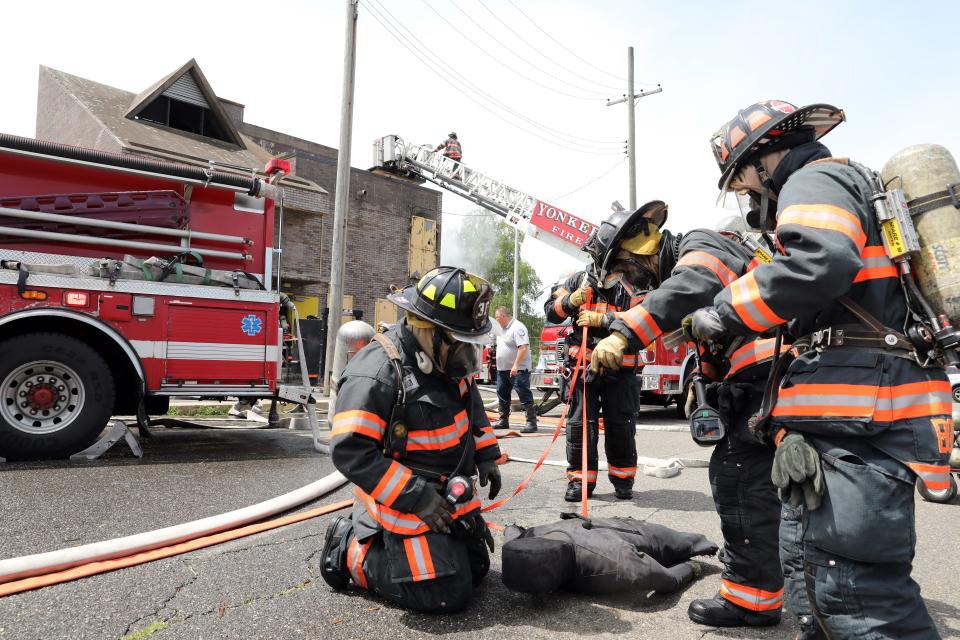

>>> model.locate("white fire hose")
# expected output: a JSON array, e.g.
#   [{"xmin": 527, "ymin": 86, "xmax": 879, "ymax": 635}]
[{"xmin": 0, "ymin": 470, "xmax": 347, "ymax": 585}]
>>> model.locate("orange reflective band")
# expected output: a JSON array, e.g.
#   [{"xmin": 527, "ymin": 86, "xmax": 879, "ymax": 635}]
[
  {"xmin": 608, "ymin": 465, "xmax": 637, "ymax": 479},
  {"xmin": 370, "ymin": 461, "xmax": 413, "ymax": 508},
  {"xmin": 729, "ymin": 125, "xmax": 746, "ymax": 148},
  {"xmin": 932, "ymin": 418, "xmax": 954, "ymax": 454},
  {"xmin": 331, "ymin": 410, "xmax": 387, "ymax": 441},
  {"xmin": 403, "ymin": 535, "xmax": 437, "ymax": 582},
  {"xmin": 458, "ymin": 379, "xmax": 469, "ymax": 396},
  {"xmin": 567, "ymin": 469, "xmax": 598, "ymax": 481},
  {"xmin": 618, "ymin": 306, "xmax": 662, "ymax": 347},
  {"xmin": 778, "ymin": 204, "xmax": 867, "ymax": 252},
  {"xmin": 475, "ymin": 425, "xmax": 498, "ymax": 450},
  {"xmin": 773, "ymin": 381, "xmax": 952, "ymax": 421},
  {"xmin": 675, "ymin": 251, "xmax": 737, "ymax": 287},
  {"xmin": 720, "ymin": 579, "xmax": 783, "ymax": 612},
  {"xmin": 854, "ymin": 245, "xmax": 898, "ymax": 282},
  {"xmin": 907, "ymin": 462, "xmax": 952, "ymax": 491},
  {"xmin": 355, "ymin": 488, "xmax": 481, "ymax": 536},
  {"xmin": 585, "ymin": 301, "xmax": 621, "ymax": 313},
  {"xmin": 406, "ymin": 410, "xmax": 470, "ymax": 452},
  {"xmin": 347, "ymin": 537, "xmax": 373, "ymax": 589},
  {"xmin": 747, "ymin": 111, "xmax": 772, "ymax": 131},
  {"xmin": 729, "ymin": 271, "xmax": 785, "ymax": 332},
  {"xmin": 727, "ymin": 338, "xmax": 791, "ymax": 378}
]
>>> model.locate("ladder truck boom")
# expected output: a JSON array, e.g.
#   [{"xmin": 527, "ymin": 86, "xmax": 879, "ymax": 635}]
[{"xmin": 372, "ymin": 135, "xmax": 594, "ymax": 261}]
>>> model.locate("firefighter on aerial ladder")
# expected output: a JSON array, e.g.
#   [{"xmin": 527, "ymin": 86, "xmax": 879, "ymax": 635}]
[{"xmin": 435, "ymin": 132, "xmax": 462, "ymax": 180}]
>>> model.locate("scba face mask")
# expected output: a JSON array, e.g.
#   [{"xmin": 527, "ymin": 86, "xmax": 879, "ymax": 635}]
[{"xmin": 434, "ymin": 329, "xmax": 483, "ymax": 379}]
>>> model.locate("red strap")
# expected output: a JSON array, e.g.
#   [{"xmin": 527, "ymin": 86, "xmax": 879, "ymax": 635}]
[
  {"xmin": 482, "ymin": 323, "xmax": 589, "ymax": 513},
  {"xmin": 580, "ymin": 289, "xmax": 591, "ymax": 518}
]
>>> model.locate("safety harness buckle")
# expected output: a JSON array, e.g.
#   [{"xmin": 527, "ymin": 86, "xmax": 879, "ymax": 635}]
[{"xmin": 810, "ymin": 327, "xmax": 840, "ymax": 351}]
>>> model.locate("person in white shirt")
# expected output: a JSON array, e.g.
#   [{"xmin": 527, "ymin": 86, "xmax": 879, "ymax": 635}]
[{"xmin": 493, "ymin": 307, "xmax": 536, "ymax": 433}]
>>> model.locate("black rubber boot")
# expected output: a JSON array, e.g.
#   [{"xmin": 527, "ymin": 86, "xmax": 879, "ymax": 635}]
[
  {"xmin": 522, "ymin": 404, "xmax": 538, "ymax": 433},
  {"xmin": 320, "ymin": 516, "xmax": 352, "ymax": 590},
  {"xmin": 494, "ymin": 402, "xmax": 510, "ymax": 430},
  {"xmin": 564, "ymin": 481, "xmax": 594, "ymax": 502},
  {"xmin": 614, "ymin": 486, "xmax": 634, "ymax": 500},
  {"xmin": 688, "ymin": 593, "xmax": 781, "ymax": 628}
]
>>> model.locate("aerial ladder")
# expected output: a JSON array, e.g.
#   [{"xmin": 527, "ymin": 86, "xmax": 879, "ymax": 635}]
[{"xmin": 372, "ymin": 135, "xmax": 594, "ymax": 262}]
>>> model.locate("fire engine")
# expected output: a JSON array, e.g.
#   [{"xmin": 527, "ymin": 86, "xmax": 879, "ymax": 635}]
[
  {"xmin": 0, "ymin": 134, "xmax": 316, "ymax": 460},
  {"xmin": 370, "ymin": 137, "xmax": 696, "ymax": 418}
]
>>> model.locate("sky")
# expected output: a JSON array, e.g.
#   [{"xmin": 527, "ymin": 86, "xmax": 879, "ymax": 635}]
[{"xmin": 2, "ymin": 0, "xmax": 959, "ymax": 292}]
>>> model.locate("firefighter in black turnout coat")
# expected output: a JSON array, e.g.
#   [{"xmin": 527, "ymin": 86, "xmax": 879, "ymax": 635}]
[
  {"xmin": 320, "ymin": 267, "xmax": 503, "ymax": 613},
  {"xmin": 545, "ymin": 201, "xmax": 666, "ymax": 501},
  {"xmin": 685, "ymin": 100, "xmax": 952, "ymax": 639},
  {"xmin": 588, "ymin": 209, "xmax": 806, "ymax": 628}
]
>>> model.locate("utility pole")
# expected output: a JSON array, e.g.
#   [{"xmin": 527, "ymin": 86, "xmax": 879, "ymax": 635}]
[
  {"xmin": 512, "ymin": 227, "xmax": 519, "ymax": 319},
  {"xmin": 324, "ymin": 0, "xmax": 359, "ymax": 393},
  {"xmin": 606, "ymin": 47, "xmax": 662, "ymax": 210}
]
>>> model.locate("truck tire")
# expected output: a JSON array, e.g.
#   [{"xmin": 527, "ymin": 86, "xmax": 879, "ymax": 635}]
[{"xmin": 0, "ymin": 333, "xmax": 115, "ymax": 460}]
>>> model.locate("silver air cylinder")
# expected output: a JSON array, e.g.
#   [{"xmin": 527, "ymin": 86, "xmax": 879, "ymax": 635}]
[
  {"xmin": 882, "ymin": 144, "xmax": 960, "ymax": 322},
  {"xmin": 328, "ymin": 320, "xmax": 376, "ymax": 414}
]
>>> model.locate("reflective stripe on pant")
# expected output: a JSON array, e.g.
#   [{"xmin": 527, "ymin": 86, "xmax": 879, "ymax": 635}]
[
  {"xmin": 708, "ymin": 421, "xmax": 784, "ymax": 612},
  {"xmin": 334, "ymin": 519, "xmax": 490, "ymax": 613},
  {"xmin": 566, "ymin": 372, "xmax": 638, "ymax": 489},
  {"xmin": 789, "ymin": 433, "xmax": 940, "ymax": 639}
]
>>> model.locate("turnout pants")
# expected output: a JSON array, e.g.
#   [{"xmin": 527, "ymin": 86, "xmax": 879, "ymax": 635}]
[
  {"xmin": 708, "ymin": 381, "xmax": 785, "ymax": 616},
  {"xmin": 334, "ymin": 506, "xmax": 490, "ymax": 613},
  {"xmin": 780, "ymin": 433, "xmax": 940, "ymax": 640},
  {"xmin": 566, "ymin": 370, "xmax": 638, "ymax": 490}
]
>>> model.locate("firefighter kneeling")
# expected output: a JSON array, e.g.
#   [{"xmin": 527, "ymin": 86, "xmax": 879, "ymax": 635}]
[{"xmin": 320, "ymin": 267, "xmax": 503, "ymax": 613}]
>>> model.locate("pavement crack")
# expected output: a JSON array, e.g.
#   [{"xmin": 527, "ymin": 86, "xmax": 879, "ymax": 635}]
[{"xmin": 121, "ymin": 558, "xmax": 198, "ymax": 639}]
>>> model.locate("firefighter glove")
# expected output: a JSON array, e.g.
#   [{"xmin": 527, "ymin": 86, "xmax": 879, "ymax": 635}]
[
  {"xmin": 591, "ymin": 331, "xmax": 629, "ymax": 372},
  {"xmin": 682, "ymin": 307, "xmax": 728, "ymax": 343},
  {"xmin": 576, "ymin": 309, "xmax": 610, "ymax": 329},
  {"xmin": 771, "ymin": 432, "xmax": 825, "ymax": 511},
  {"xmin": 568, "ymin": 285, "xmax": 592, "ymax": 308},
  {"xmin": 477, "ymin": 459, "xmax": 502, "ymax": 500},
  {"xmin": 412, "ymin": 487, "xmax": 455, "ymax": 534},
  {"xmin": 683, "ymin": 383, "xmax": 697, "ymax": 419}
]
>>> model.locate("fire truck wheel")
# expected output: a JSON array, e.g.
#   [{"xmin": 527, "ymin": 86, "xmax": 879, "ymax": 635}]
[
  {"xmin": 0, "ymin": 333, "xmax": 116, "ymax": 460},
  {"xmin": 675, "ymin": 377, "xmax": 692, "ymax": 419}
]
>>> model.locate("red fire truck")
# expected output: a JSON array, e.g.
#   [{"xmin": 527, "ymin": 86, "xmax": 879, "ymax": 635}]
[
  {"xmin": 0, "ymin": 134, "xmax": 315, "ymax": 460},
  {"xmin": 533, "ymin": 320, "xmax": 695, "ymax": 418}
]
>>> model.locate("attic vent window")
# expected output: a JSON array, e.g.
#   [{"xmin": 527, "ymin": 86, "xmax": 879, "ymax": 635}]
[{"xmin": 134, "ymin": 72, "xmax": 233, "ymax": 143}]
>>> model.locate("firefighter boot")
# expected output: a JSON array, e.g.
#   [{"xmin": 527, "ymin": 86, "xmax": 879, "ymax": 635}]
[
  {"xmin": 494, "ymin": 402, "xmax": 510, "ymax": 430},
  {"xmin": 320, "ymin": 516, "xmax": 351, "ymax": 590},
  {"xmin": 688, "ymin": 594, "xmax": 781, "ymax": 628},
  {"xmin": 564, "ymin": 481, "xmax": 594, "ymax": 502},
  {"xmin": 522, "ymin": 404, "xmax": 538, "ymax": 433}
]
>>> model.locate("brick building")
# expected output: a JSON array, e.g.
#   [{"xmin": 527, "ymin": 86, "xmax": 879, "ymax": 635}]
[{"xmin": 35, "ymin": 59, "xmax": 440, "ymax": 325}]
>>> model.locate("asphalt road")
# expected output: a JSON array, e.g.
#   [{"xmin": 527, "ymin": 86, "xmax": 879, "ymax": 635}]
[{"xmin": 1, "ymin": 402, "xmax": 958, "ymax": 640}]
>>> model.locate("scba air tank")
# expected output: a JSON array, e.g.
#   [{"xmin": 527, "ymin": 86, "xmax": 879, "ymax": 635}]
[{"xmin": 882, "ymin": 144, "xmax": 960, "ymax": 323}]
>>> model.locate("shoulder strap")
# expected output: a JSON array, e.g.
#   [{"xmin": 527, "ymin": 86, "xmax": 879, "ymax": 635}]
[
  {"xmin": 370, "ymin": 333, "xmax": 408, "ymax": 455},
  {"xmin": 371, "ymin": 333, "xmax": 403, "ymax": 363}
]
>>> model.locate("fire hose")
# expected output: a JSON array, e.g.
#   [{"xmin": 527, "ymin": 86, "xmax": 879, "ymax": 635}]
[{"xmin": 0, "ymin": 471, "xmax": 349, "ymax": 596}]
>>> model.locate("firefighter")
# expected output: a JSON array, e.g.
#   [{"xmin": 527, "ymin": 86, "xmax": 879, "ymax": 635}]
[
  {"xmin": 683, "ymin": 100, "xmax": 952, "ymax": 639},
  {"xmin": 434, "ymin": 132, "xmax": 462, "ymax": 179},
  {"xmin": 545, "ymin": 201, "xmax": 665, "ymax": 502},
  {"xmin": 319, "ymin": 266, "xmax": 503, "ymax": 613},
  {"xmin": 587, "ymin": 207, "xmax": 803, "ymax": 628}
]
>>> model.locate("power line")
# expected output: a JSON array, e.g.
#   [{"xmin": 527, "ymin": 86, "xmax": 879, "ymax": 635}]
[
  {"xmin": 372, "ymin": 0, "xmax": 619, "ymax": 146},
  {"xmin": 362, "ymin": 0, "xmax": 622, "ymax": 154},
  {"xmin": 505, "ymin": 0, "xmax": 658, "ymax": 87},
  {"xmin": 439, "ymin": 0, "xmax": 612, "ymax": 98},
  {"xmin": 552, "ymin": 157, "xmax": 626, "ymax": 201},
  {"xmin": 475, "ymin": 0, "xmax": 624, "ymax": 94}
]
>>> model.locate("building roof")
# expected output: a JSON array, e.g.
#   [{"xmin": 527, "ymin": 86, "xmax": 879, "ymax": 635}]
[{"xmin": 38, "ymin": 64, "xmax": 325, "ymax": 195}]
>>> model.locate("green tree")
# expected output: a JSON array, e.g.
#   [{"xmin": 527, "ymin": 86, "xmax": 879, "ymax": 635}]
[{"xmin": 442, "ymin": 211, "xmax": 544, "ymax": 357}]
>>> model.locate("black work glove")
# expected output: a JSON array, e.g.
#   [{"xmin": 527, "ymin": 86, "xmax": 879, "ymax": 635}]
[
  {"xmin": 771, "ymin": 432, "xmax": 825, "ymax": 510},
  {"xmin": 412, "ymin": 486, "xmax": 455, "ymax": 533},
  {"xmin": 477, "ymin": 459, "xmax": 502, "ymax": 500},
  {"xmin": 682, "ymin": 307, "xmax": 728, "ymax": 343}
]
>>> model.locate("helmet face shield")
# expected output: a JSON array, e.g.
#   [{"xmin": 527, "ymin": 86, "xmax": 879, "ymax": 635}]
[{"xmin": 442, "ymin": 338, "xmax": 483, "ymax": 378}]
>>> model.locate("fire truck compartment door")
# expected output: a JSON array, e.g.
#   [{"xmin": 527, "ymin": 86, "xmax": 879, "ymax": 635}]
[{"xmin": 165, "ymin": 305, "xmax": 269, "ymax": 383}]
